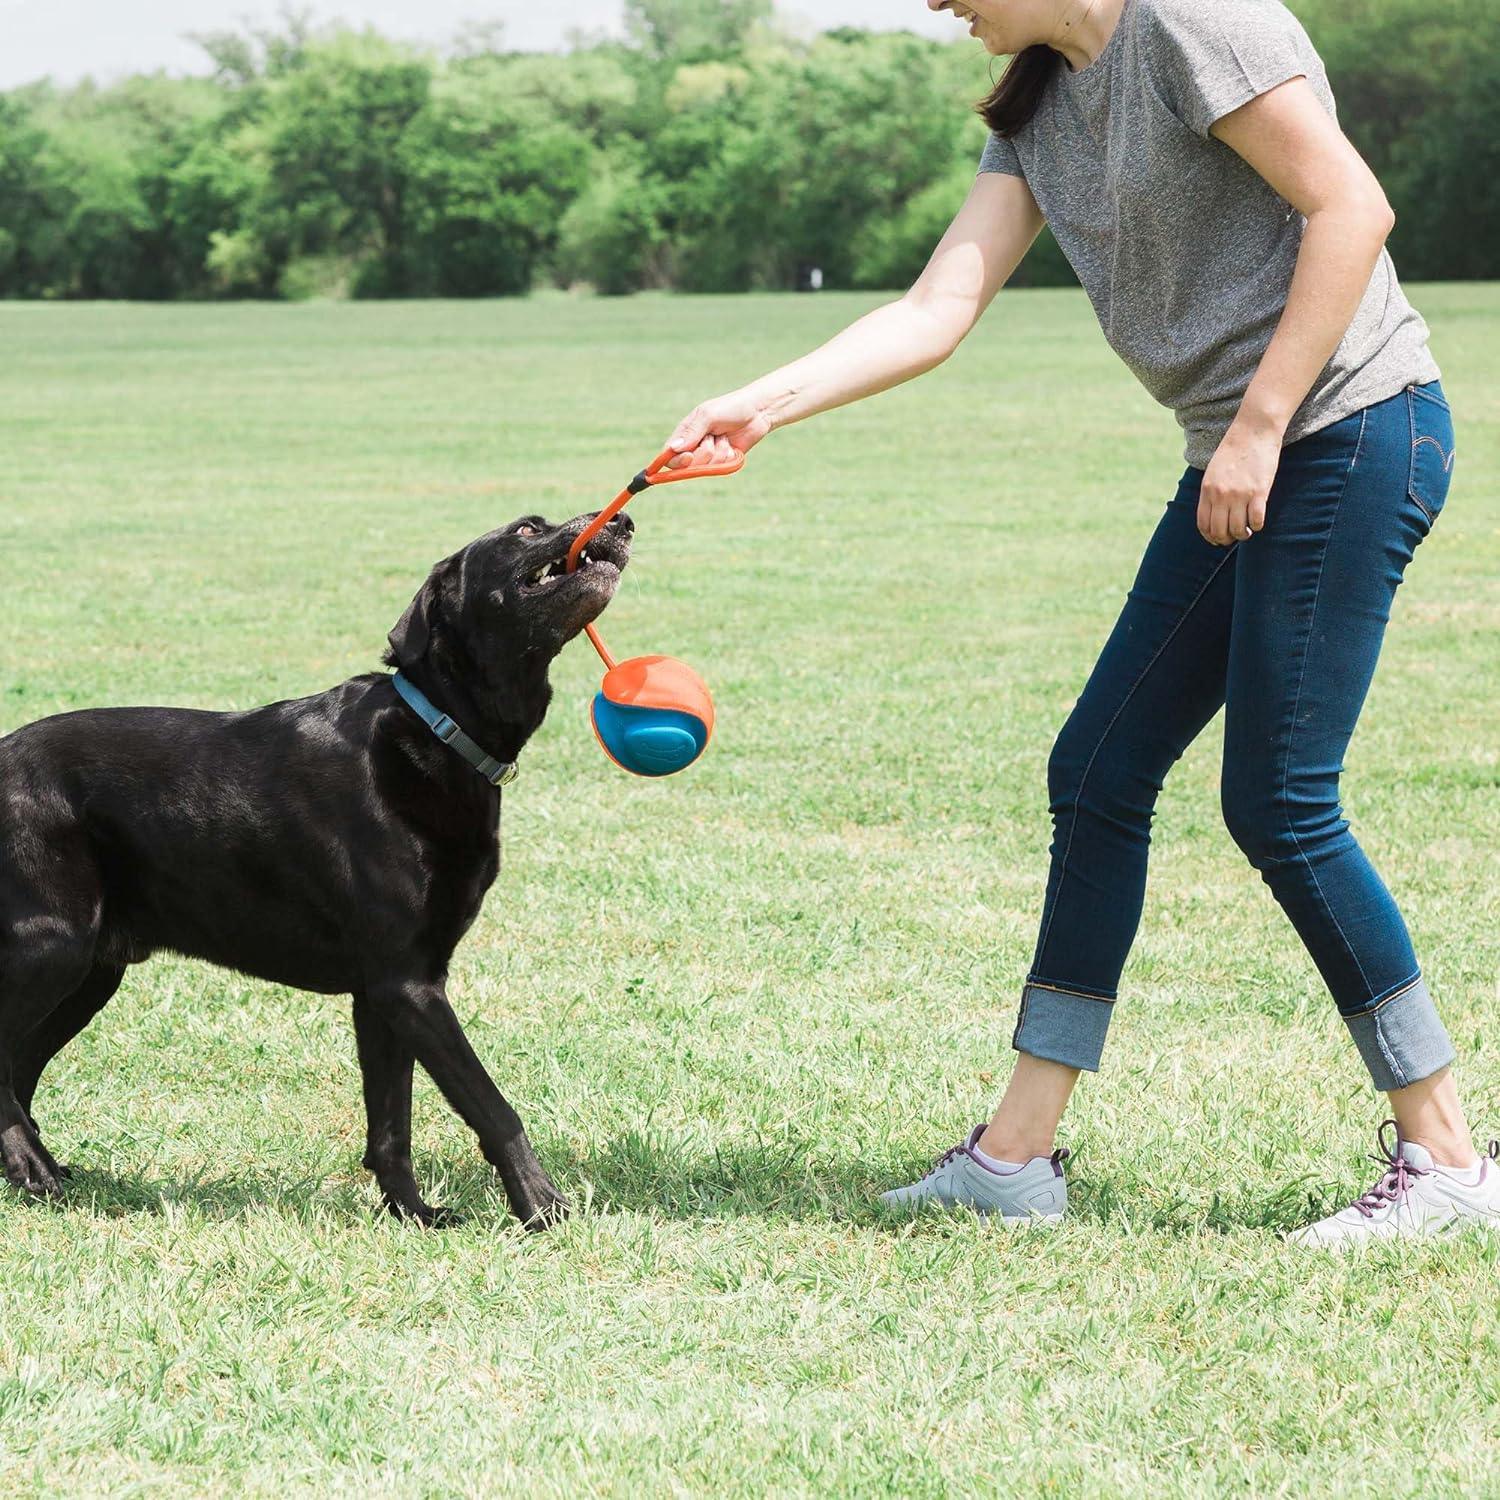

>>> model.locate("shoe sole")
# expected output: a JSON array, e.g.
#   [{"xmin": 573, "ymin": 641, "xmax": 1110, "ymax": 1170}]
[
  {"xmin": 1287, "ymin": 1213, "xmax": 1500, "ymax": 1249},
  {"xmin": 878, "ymin": 1197, "xmax": 1064, "ymax": 1227}
]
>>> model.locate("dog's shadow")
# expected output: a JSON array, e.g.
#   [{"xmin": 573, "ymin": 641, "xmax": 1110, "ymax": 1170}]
[
  {"xmin": 30, "ymin": 1137, "xmax": 886, "ymax": 1230},
  {"xmin": 557, "ymin": 1131, "xmax": 889, "ymax": 1225},
  {"xmin": 28, "ymin": 1140, "xmax": 1322, "ymax": 1238},
  {"xmin": 43, "ymin": 1162, "xmax": 375, "ymax": 1227}
]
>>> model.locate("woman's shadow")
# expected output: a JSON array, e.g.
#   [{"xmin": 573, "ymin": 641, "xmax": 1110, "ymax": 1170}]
[{"xmin": 548, "ymin": 1132, "xmax": 1328, "ymax": 1235}]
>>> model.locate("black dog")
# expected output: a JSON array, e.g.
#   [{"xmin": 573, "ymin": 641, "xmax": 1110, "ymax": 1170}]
[{"xmin": 0, "ymin": 509, "xmax": 632, "ymax": 1229}]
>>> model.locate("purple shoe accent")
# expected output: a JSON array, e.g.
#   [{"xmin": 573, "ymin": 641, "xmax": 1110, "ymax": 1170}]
[
  {"xmin": 960, "ymin": 1125, "xmax": 1017, "ymax": 1178},
  {"xmin": 1289, "ymin": 1120, "xmax": 1500, "ymax": 1247},
  {"xmin": 927, "ymin": 1127, "xmax": 1068, "ymax": 1181},
  {"xmin": 1480, "ymin": 1139, "xmax": 1500, "ymax": 1186},
  {"xmin": 1350, "ymin": 1119, "xmax": 1427, "ymax": 1219},
  {"xmin": 923, "ymin": 1127, "xmax": 1013, "ymax": 1179}
]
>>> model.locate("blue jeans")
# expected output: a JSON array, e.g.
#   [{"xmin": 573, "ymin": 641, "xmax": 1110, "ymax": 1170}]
[{"xmin": 1015, "ymin": 382, "xmax": 1458, "ymax": 1091}]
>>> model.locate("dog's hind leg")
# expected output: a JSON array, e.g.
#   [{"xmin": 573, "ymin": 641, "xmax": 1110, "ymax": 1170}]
[
  {"xmin": 366, "ymin": 980, "xmax": 568, "ymax": 1231},
  {"xmin": 0, "ymin": 834, "xmax": 104, "ymax": 1196},
  {"xmin": 352, "ymin": 991, "xmax": 452, "ymax": 1226},
  {"xmin": 0, "ymin": 951, "xmax": 97, "ymax": 1197},
  {"xmin": 13, "ymin": 961, "xmax": 125, "ymax": 1172}
]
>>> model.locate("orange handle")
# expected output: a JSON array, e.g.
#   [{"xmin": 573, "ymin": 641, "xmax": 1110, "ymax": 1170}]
[
  {"xmin": 566, "ymin": 445, "xmax": 745, "ymax": 574},
  {"xmin": 569, "ymin": 444, "xmax": 745, "ymax": 671},
  {"xmin": 641, "ymin": 446, "xmax": 747, "ymax": 486}
]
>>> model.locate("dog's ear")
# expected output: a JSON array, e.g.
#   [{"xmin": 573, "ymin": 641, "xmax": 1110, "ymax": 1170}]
[
  {"xmin": 386, "ymin": 579, "xmax": 433, "ymax": 669},
  {"xmin": 386, "ymin": 557, "xmax": 457, "ymax": 670}
]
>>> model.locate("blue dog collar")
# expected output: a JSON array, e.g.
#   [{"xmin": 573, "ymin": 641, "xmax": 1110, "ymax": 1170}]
[{"xmin": 392, "ymin": 672, "xmax": 518, "ymax": 787}]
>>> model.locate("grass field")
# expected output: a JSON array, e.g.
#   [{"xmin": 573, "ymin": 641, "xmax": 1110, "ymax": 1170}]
[{"xmin": 0, "ymin": 286, "xmax": 1497, "ymax": 1497}]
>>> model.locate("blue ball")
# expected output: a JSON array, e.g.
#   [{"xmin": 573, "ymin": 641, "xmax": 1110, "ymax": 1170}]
[{"xmin": 591, "ymin": 695, "xmax": 710, "ymax": 777}]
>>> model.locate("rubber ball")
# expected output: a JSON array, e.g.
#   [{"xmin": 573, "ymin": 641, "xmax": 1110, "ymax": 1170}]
[{"xmin": 591, "ymin": 654, "xmax": 714, "ymax": 777}]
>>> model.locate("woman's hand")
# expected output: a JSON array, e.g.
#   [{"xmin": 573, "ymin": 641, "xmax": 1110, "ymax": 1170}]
[
  {"xmin": 665, "ymin": 391, "xmax": 774, "ymax": 470},
  {"xmin": 1197, "ymin": 416, "xmax": 1284, "ymax": 546}
]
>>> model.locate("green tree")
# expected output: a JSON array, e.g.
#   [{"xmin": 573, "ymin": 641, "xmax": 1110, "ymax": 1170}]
[
  {"xmin": 400, "ymin": 67, "xmax": 590, "ymax": 296},
  {"xmin": 624, "ymin": 0, "xmax": 774, "ymax": 61},
  {"xmin": 1, "ymin": 5, "xmax": 1494, "ymax": 300},
  {"xmin": 0, "ymin": 92, "xmax": 71, "ymax": 296},
  {"xmin": 259, "ymin": 31, "xmax": 431, "ymax": 294},
  {"xmin": 1296, "ymin": 0, "xmax": 1500, "ymax": 280},
  {"xmin": 554, "ymin": 158, "xmax": 669, "ymax": 295},
  {"xmin": 476, "ymin": 50, "xmax": 639, "ymax": 148},
  {"xmin": 646, "ymin": 30, "xmax": 992, "ymax": 292}
]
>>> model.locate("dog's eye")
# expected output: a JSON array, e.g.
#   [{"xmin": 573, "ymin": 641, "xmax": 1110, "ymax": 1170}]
[{"xmin": 516, "ymin": 525, "xmax": 538, "ymax": 538}]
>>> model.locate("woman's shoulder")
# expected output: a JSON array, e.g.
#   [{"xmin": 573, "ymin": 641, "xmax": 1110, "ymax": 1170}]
[
  {"xmin": 1132, "ymin": 0, "xmax": 1316, "ymax": 56},
  {"xmin": 1129, "ymin": 0, "xmax": 1324, "ymax": 133}
]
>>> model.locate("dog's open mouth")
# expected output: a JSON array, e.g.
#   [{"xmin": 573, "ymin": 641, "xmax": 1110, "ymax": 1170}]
[
  {"xmin": 522, "ymin": 553, "xmax": 583, "ymax": 590},
  {"xmin": 519, "ymin": 537, "xmax": 627, "ymax": 595}
]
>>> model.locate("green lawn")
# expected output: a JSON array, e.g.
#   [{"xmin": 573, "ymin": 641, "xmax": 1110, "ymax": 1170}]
[{"xmin": 0, "ymin": 288, "xmax": 1496, "ymax": 1497}]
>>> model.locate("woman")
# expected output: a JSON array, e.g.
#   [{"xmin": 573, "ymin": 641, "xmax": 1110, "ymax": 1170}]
[{"xmin": 666, "ymin": 0, "xmax": 1495, "ymax": 1245}]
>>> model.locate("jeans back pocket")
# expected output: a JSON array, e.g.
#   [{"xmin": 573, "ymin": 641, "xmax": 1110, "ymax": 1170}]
[{"xmin": 1406, "ymin": 382, "xmax": 1455, "ymax": 531}]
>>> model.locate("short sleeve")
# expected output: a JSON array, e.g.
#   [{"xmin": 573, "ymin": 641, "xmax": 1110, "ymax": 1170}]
[
  {"xmin": 978, "ymin": 130, "xmax": 1025, "ymax": 179},
  {"xmin": 1145, "ymin": 0, "xmax": 1314, "ymax": 139}
]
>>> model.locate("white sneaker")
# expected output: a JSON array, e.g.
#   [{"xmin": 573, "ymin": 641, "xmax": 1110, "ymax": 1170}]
[
  {"xmin": 1288, "ymin": 1120, "xmax": 1500, "ymax": 1248},
  {"xmin": 878, "ymin": 1126, "xmax": 1068, "ymax": 1225}
]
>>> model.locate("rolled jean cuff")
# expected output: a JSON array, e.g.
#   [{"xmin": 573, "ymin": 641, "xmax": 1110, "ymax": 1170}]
[
  {"xmin": 1012, "ymin": 980, "xmax": 1115, "ymax": 1073},
  {"xmin": 1342, "ymin": 977, "xmax": 1455, "ymax": 1092}
]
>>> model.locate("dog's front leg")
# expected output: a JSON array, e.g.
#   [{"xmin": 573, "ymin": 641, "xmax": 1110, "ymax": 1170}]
[
  {"xmin": 351, "ymin": 992, "xmax": 452, "ymax": 1226},
  {"xmin": 365, "ymin": 980, "xmax": 568, "ymax": 1231}
]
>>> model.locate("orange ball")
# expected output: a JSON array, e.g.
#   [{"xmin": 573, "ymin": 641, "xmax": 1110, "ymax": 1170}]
[{"xmin": 591, "ymin": 655, "xmax": 715, "ymax": 777}]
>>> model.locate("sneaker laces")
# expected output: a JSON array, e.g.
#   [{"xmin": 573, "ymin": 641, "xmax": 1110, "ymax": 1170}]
[
  {"xmin": 927, "ymin": 1130, "xmax": 1071, "ymax": 1177},
  {"xmin": 1349, "ymin": 1118, "xmax": 1426, "ymax": 1219},
  {"xmin": 929, "ymin": 1140, "xmax": 969, "ymax": 1174}
]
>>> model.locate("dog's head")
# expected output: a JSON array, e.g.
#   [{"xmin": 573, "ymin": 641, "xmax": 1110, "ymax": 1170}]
[{"xmin": 384, "ymin": 510, "xmax": 633, "ymax": 693}]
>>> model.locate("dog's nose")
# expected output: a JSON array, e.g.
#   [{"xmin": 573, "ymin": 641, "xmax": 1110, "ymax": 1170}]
[{"xmin": 609, "ymin": 512, "xmax": 634, "ymax": 537}]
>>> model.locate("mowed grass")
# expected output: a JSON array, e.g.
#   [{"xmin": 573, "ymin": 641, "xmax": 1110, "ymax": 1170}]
[{"xmin": 0, "ymin": 286, "xmax": 1496, "ymax": 1497}]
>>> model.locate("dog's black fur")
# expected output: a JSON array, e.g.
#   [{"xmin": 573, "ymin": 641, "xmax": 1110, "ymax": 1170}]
[{"xmin": 0, "ymin": 509, "xmax": 632, "ymax": 1229}]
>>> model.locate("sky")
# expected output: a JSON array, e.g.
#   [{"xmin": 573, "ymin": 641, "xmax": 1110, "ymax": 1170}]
[{"xmin": 0, "ymin": 1, "xmax": 959, "ymax": 90}]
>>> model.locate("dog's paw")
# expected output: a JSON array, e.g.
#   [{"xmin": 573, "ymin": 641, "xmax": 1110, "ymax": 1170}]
[
  {"xmin": 1, "ymin": 1123, "xmax": 66, "ymax": 1199},
  {"xmin": 517, "ymin": 1192, "xmax": 570, "ymax": 1232},
  {"xmin": 383, "ymin": 1195, "xmax": 459, "ymax": 1229},
  {"xmin": 23, "ymin": 1116, "xmax": 72, "ymax": 1179}
]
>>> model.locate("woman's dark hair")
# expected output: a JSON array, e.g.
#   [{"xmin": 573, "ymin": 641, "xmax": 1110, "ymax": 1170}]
[{"xmin": 978, "ymin": 45, "xmax": 1061, "ymax": 137}]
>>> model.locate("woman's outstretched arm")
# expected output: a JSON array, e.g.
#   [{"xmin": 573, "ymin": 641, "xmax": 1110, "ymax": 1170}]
[{"xmin": 666, "ymin": 172, "xmax": 1044, "ymax": 468}]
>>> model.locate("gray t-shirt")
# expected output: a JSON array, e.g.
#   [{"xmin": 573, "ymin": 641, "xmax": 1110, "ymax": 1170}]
[{"xmin": 979, "ymin": 0, "xmax": 1439, "ymax": 468}]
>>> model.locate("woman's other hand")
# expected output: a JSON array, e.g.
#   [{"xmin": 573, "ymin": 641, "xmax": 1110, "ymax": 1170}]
[
  {"xmin": 1198, "ymin": 416, "xmax": 1284, "ymax": 546},
  {"xmin": 665, "ymin": 391, "xmax": 773, "ymax": 470}
]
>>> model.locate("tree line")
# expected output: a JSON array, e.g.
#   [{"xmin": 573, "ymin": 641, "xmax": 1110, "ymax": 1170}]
[{"xmin": 0, "ymin": 0, "xmax": 1493, "ymax": 300}]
